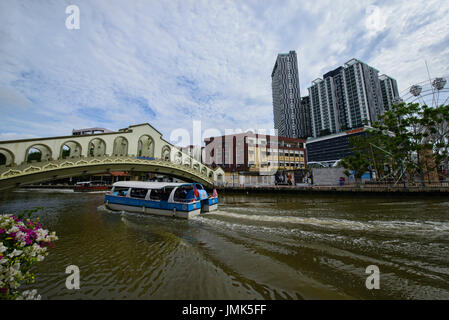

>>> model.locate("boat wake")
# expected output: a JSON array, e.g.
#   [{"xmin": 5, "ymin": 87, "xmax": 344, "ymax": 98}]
[
  {"xmin": 97, "ymin": 204, "xmax": 127, "ymax": 215},
  {"xmin": 14, "ymin": 188, "xmax": 75, "ymax": 193},
  {"xmin": 195, "ymin": 210, "xmax": 449, "ymax": 234}
]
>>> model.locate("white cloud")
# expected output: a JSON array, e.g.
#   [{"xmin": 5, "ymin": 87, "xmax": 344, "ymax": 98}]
[
  {"xmin": 0, "ymin": 0, "xmax": 448, "ymax": 143},
  {"xmin": 0, "ymin": 87, "xmax": 32, "ymax": 109},
  {"xmin": 0, "ymin": 132, "xmax": 37, "ymax": 141},
  {"xmin": 364, "ymin": 5, "xmax": 389, "ymax": 39}
]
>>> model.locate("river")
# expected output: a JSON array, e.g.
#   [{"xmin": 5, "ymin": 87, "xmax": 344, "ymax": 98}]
[{"xmin": 1, "ymin": 189, "xmax": 448, "ymax": 299}]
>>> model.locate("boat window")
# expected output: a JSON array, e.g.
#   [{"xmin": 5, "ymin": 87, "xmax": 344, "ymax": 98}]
[
  {"xmin": 195, "ymin": 184, "xmax": 204, "ymax": 190},
  {"xmin": 174, "ymin": 185, "xmax": 194, "ymax": 202},
  {"xmin": 112, "ymin": 187, "xmax": 129, "ymax": 197},
  {"xmin": 149, "ymin": 187, "xmax": 176, "ymax": 201},
  {"xmin": 160, "ymin": 187, "xmax": 176, "ymax": 201},
  {"xmin": 149, "ymin": 189, "xmax": 163, "ymax": 201},
  {"xmin": 130, "ymin": 188, "xmax": 148, "ymax": 199}
]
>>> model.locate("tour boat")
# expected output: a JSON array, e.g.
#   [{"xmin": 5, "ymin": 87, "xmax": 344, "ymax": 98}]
[
  {"xmin": 104, "ymin": 181, "xmax": 218, "ymax": 219},
  {"xmin": 74, "ymin": 181, "xmax": 109, "ymax": 192}
]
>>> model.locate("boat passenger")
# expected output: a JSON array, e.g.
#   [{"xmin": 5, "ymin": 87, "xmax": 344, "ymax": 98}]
[{"xmin": 114, "ymin": 189, "xmax": 127, "ymax": 197}]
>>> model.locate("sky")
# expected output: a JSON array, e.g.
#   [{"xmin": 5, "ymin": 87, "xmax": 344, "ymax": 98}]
[{"xmin": 0, "ymin": 0, "xmax": 448, "ymax": 145}]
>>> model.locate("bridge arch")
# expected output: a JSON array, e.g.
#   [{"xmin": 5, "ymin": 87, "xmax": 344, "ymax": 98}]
[
  {"xmin": 201, "ymin": 166, "xmax": 207, "ymax": 176},
  {"xmin": 88, "ymin": 138, "xmax": 107, "ymax": 157},
  {"xmin": 137, "ymin": 135, "xmax": 154, "ymax": 158},
  {"xmin": 183, "ymin": 157, "xmax": 191, "ymax": 168},
  {"xmin": 174, "ymin": 151, "xmax": 182, "ymax": 164},
  {"xmin": 113, "ymin": 136, "xmax": 128, "ymax": 156},
  {"xmin": 26, "ymin": 144, "xmax": 52, "ymax": 163},
  {"xmin": 0, "ymin": 148, "xmax": 15, "ymax": 167},
  {"xmin": 60, "ymin": 141, "xmax": 82, "ymax": 159},
  {"xmin": 161, "ymin": 145, "xmax": 171, "ymax": 161}
]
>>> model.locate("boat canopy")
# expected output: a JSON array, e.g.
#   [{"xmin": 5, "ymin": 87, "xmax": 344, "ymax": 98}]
[{"xmin": 112, "ymin": 181, "xmax": 196, "ymax": 189}]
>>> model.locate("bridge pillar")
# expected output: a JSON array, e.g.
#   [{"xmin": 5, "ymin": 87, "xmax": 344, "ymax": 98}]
[
  {"xmin": 14, "ymin": 149, "xmax": 26, "ymax": 166},
  {"xmin": 104, "ymin": 137, "xmax": 114, "ymax": 156}
]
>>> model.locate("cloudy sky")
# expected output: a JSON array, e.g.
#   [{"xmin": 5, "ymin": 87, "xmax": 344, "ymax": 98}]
[{"xmin": 0, "ymin": 0, "xmax": 448, "ymax": 145}]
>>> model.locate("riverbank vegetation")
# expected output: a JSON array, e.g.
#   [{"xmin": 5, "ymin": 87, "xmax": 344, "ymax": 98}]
[{"xmin": 341, "ymin": 103, "xmax": 449, "ymax": 185}]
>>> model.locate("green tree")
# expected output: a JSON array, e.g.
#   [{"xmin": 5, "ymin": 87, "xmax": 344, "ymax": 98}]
[
  {"xmin": 422, "ymin": 104, "xmax": 449, "ymax": 178},
  {"xmin": 339, "ymin": 135, "xmax": 373, "ymax": 184},
  {"xmin": 26, "ymin": 151, "xmax": 41, "ymax": 163},
  {"xmin": 375, "ymin": 102, "xmax": 426, "ymax": 182},
  {"xmin": 340, "ymin": 102, "xmax": 449, "ymax": 185},
  {"xmin": 61, "ymin": 148, "xmax": 70, "ymax": 159}
]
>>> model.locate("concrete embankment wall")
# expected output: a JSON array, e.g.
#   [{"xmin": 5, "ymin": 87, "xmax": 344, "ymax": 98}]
[
  {"xmin": 216, "ymin": 185, "xmax": 449, "ymax": 196},
  {"xmin": 17, "ymin": 183, "xmax": 449, "ymax": 196}
]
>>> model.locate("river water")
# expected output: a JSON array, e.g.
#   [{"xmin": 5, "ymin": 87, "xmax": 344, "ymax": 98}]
[{"xmin": 1, "ymin": 189, "xmax": 449, "ymax": 300}]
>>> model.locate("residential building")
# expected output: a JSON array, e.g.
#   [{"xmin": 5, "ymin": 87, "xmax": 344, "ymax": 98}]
[
  {"xmin": 308, "ymin": 58, "xmax": 392, "ymax": 138},
  {"xmin": 379, "ymin": 74, "xmax": 400, "ymax": 111}
]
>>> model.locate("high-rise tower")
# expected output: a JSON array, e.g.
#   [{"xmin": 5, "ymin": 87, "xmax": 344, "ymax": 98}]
[{"xmin": 272, "ymin": 51, "xmax": 309, "ymax": 138}]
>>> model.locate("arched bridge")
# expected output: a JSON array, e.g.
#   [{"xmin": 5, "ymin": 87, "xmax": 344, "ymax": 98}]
[{"xmin": 0, "ymin": 123, "xmax": 224, "ymax": 191}]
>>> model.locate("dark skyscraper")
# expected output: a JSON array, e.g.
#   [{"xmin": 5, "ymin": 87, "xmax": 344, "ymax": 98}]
[
  {"xmin": 300, "ymin": 96, "xmax": 312, "ymax": 138},
  {"xmin": 272, "ymin": 51, "xmax": 309, "ymax": 138}
]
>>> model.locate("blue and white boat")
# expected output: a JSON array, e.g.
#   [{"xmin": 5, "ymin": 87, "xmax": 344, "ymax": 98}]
[{"xmin": 104, "ymin": 181, "xmax": 218, "ymax": 219}]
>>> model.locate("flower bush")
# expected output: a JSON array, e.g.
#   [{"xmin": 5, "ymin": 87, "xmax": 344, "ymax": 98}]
[{"xmin": 0, "ymin": 209, "xmax": 57, "ymax": 300}]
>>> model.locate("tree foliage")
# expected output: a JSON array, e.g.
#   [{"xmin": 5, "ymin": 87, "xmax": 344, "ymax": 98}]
[{"xmin": 340, "ymin": 102, "xmax": 449, "ymax": 184}]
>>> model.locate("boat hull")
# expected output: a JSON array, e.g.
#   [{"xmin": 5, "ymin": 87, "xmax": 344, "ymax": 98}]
[
  {"xmin": 105, "ymin": 202, "xmax": 201, "ymax": 219},
  {"xmin": 202, "ymin": 203, "xmax": 218, "ymax": 212},
  {"xmin": 201, "ymin": 197, "xmax": 219, "ymax": 212},
  {"xmin": 104, "ymin": 194, "xmax": 203, "ymax": 219}
]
